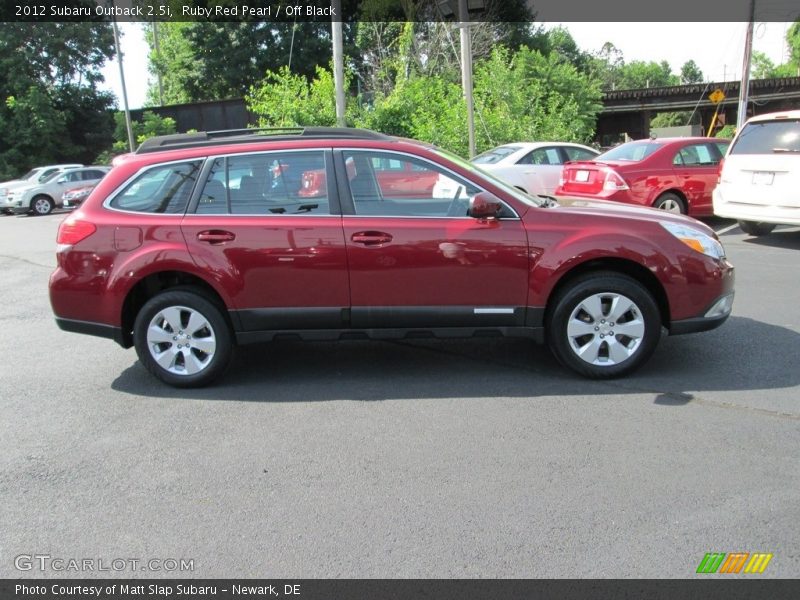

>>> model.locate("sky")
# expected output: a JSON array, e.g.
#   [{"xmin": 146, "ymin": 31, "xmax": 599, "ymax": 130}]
[{"xmin": 100, "ymin": 22, "xmax": 793, "ymax": 110}]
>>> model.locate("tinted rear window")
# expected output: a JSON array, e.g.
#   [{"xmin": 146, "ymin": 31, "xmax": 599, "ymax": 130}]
[
  {"xmin": 597, "ymin": 141, "xmax": 664, "ymax": 162},
  {"xmin": 730, "ymin": 119, "xmax": 800, "ymax": 154}
]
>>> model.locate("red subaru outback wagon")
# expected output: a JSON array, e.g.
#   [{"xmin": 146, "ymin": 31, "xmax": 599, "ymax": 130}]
[{"xmin": 49, "ymin": 128, "xmax": 734, "ymax": 387}]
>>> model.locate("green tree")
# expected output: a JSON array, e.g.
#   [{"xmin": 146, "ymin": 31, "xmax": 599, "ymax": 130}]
[
  {"xmin": 145, "ymin": 22, "xmax": 356, "ymax": 105},
  {"xmin": 95, "ymin": 111, "xmax": 177, "ymax": 164},
  {"xmin": 616, "ymin": 60, "xmax": 678, "ymax": 89},
  {"xmin": 680, "ymin": 60, "xmax": 704, "ymax": 84},
  {"xmin": 0, "ymin": 22, "xmax": 116, "ymax": 180},
  {"xmin": 247, "ymin": 65, "xmax": 362, "ymax": 128}
]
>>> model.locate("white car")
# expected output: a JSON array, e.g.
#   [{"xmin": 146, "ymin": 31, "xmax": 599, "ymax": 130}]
[
  {"xmin": 3, "ymin": 166, "xmax": 109, "ymax": 215},
  {"xmin": 472, "ymin": 142, "xmax": 599, "ymax": 196},
  {"xmin": 713, "ymin": 110, "xmax": 800, "ymax": 236},
  {"xmin": 0, "ymin": 163, "xmax": 83, "ymax": 207}
]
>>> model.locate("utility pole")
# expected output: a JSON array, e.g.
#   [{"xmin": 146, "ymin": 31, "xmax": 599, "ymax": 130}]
[
  {"xmin": 331, "ymin": 0, "xmax": 346, "ymax": 127},
  {"xmin": 152, "ymin": 21, "xmax": 164, "ymax": 106},
  {"xmin": 458, "ymin": 0, "xmax": 475, "ymax": 158},
  {"xmin": 737, "ymin": 0, "xmax": 755, "ymax": 130},
  {"xmin": 111, "ymin": 16, "xmax": 136, "ymax": 152}
]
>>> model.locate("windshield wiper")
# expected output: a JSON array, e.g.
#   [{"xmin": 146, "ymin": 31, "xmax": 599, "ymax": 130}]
[{"xmin": 772, "ymin": 148, "xmax": 800, "ymax": 153}]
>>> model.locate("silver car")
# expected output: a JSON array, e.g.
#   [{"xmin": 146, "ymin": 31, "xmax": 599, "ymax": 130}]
[
  {"xmin": 3, "ymin": 166, "xmax": 110, "ymax": 215},
  {"xmin": 0, "ymin": 164, "xmax": 83, "ymax": 207}
]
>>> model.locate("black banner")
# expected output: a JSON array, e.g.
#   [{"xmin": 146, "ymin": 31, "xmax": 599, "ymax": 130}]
[
  {"xmin": 2, "ymin": 580, "xmax": 799, "ymax": 600},
  {"xmin": 1, "ymin": 0, "xmax": 799, "ymax": 23}
]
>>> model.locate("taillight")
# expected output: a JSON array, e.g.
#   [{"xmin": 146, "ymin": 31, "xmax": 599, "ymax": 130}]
[
  {"xmin": 603, "ymin": 168, "xmax": 629, "ymax": 191},
  {"xmin": 717, "ymin": 158, "xmax": 724, "ymax": 184},
  {"xmin": 57, "ymin": 218, "xmax": 96, "ymax": 247}
]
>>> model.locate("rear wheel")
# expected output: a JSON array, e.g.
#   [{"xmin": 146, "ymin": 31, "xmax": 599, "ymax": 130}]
[
  {"xmin": 653, "ymin": 192, "xmax": 685, "ymax": 214},
  {"xmin": 547, "ymin": 272, "xmax": 661, "ymax": 378},
  {"xmin": 738, "ymin": 220, "xmax": 775, "ymax": 236},
  {"xmin": 31, "ymin": 195, "xmax": 54, "ymax": 216},
  {"xmin": 133, "ymin": 290, "xmax": 232, "ymax": 387}
]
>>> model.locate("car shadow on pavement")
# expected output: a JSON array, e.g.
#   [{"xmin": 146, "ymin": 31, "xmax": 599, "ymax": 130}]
[
  {"xmin": 742, "ymin": 229, "xmax": 800, "ymax": 250},
  {"xmin": 109, "ymin": 316, "xmax": 800, "ymax": 404}
]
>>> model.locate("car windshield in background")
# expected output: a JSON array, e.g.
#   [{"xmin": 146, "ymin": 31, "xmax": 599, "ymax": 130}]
[
  {"xmin": 20, "ymin": 169, "xmax": 37, "ymax": 180},
  {"xmin": 472, "ymin": 146, "xmax": 522, "ymax": 164},
  {"xmin": 730, "ymin": 119, "xmax": 800, "ymax": 154},
  {"xmin": 598, "ymin": 141, "xmax": 664, "ymax": 162}
]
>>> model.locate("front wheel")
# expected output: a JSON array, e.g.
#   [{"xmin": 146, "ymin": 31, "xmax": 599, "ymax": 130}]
[
  {"xmin": 738, "ymin": 220, "xmax": 775, "ymax": 236},
  {"xmin": 547, "ymin": 272, "xmax": 661, "ymax": 378},
  {"xmin": 31, "ymin": 195, "xmax": 54, "ymax": 216},
  {"xmin": 133, "ymin": 290, "xmax": 233, "ymax": 387}
]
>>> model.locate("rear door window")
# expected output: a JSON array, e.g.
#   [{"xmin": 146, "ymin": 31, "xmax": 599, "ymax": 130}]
[
  {"xmin": 193, "ymin": 151, "xmax": 330, "ymax": 215},
  {"xmin": 730, "ymin": 119, "xmax": 800, "ymax": 154}
]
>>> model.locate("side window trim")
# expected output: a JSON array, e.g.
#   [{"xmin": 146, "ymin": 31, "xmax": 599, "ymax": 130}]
[{"xmin": 332, "ymin": 148, "xmax": 519, "ymax": 219}]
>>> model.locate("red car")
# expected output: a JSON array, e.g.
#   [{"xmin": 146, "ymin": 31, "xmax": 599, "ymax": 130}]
[
  {"xmin": 49, "ymin": 128, "xmax": 734, "ymax": 387},
  {"xmin": 299, "ymin": 155, "xmax": 438, "ymax": 199},
  {"xmin": 556, "ymin": 137, "xmax": 730, "ymax": 217}
]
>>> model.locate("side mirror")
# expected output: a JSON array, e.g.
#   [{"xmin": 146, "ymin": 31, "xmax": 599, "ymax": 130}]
[
  {"xmin": 56, "ymin": 177, "xmax": 67, "ymax": 184},
  {"xmin": 468, "ymin": 192, "xmax": 503, "ymax": 219}
]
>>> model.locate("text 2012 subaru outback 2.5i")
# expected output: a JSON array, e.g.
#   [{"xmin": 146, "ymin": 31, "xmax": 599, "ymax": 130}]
[{"xmin": 49, "ymin": 128, "xmax": 734, "ymax": 387}]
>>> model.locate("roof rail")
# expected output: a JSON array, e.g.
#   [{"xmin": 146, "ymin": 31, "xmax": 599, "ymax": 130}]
[{"xmin": 136, "ymin": 127, "xmax": 392, "ymax": 154}]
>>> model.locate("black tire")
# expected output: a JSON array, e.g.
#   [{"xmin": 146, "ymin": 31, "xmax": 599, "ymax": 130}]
[
  {"xmin": 546, "ymin": 272, "xmax": 662, "ymax": 378},
  {"xmin": 30, "ymin": 195, "xmax": 54, "ymax": 216},
  {"xmin": 738, "ymin": 220, "xmax": 775, "ymax": 237},
  {"xmin": 652, "ymin": 192, "xmax": 685, "ymax": 214},
  {"xmin": 133, "ymin": 289, "xmax": 233, "ymax": 387}
]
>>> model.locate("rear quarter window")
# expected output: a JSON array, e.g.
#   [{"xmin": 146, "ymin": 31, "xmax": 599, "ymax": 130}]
[
  {"xmin": 109, "ymin": 161, "xmax": 202, "ymax": 213},
  {"xmin": 731, "ymin": 120, "xmax": 800, "ymax": 154}
]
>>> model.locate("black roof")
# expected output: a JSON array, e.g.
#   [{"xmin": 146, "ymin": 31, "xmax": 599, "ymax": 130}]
[{"xmin": 136, "ymin": 127, "xmax": 392, "ymax": 154}]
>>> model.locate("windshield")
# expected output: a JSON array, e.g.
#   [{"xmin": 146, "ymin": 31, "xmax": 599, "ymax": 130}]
[
  {"xmin": 472, "ymin": 145, "xmax": 522, "ymax": 165},
  {"xmin": 20, "ymin": 169, "xmax": 38, "ymax": 180},
  {"xmin": 598, "ymin": 140, "xmax": 664, "ymax": 162},
  {"xmin": 433, "ymin": 147, "xmax": 546, "ymax": 208},
  {"xmin": 731, "ymin": 119, "xmax": 800, "ymax": 154}
]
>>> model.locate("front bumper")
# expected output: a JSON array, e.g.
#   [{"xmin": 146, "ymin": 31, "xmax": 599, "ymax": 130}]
[{"xmin": 669, "ymin": 292, "xmax": 734, "ymax": 335}]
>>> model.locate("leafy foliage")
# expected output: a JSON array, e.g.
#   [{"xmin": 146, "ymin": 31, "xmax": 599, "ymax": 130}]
[
  {"xmin": 680, "ymin": 60, "xmax": 704, "ymax": 84},
  {"xmin": 247, "ymin": 45, "xmax": 602, "ymax": 158},
  {"xmin": 0, "ymin": 22, "xmax": 116, "ymax": 180},
  {"xmin": 95, "ymin": 111, "xmax": 177, "ymax": 164}
]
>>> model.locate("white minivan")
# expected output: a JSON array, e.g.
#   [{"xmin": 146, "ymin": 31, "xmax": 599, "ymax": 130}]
[{"xmin": 713, "ymin": 110, "xmax": 800, "ymax": 236}]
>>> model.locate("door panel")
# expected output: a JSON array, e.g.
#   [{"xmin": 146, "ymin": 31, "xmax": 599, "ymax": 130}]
[
  {"xmin": 181, "ymin": 151, "xmax": 350, "ymax": 331},
  {"xmin": 338, "ymin": 149, "xmax": 529, "ymax": 329}
]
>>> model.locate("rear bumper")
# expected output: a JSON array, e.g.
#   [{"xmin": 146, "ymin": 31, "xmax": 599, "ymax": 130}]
[
  {"xmin": 713, "ymin": 188, "xmax": 800, "ymax": 226},
  {"xmin": 54, "ymin": 317, "xmax": 126, "ymax": 347}
]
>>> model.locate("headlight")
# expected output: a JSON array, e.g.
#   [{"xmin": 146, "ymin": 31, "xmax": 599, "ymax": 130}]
[{"xmin": 660, "ymin": 222, "xmax": 725, "ymax": 259}]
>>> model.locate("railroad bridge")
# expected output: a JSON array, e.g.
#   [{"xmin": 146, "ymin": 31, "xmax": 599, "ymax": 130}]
[{"xmin": 597, "ymin": 76, "xmax": 800, "ymax": 145}]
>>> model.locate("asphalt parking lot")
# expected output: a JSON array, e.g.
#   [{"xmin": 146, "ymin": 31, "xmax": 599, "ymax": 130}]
[{"xmin": 0, "ymin": 210, "xmax": 798, "ymax": 579}]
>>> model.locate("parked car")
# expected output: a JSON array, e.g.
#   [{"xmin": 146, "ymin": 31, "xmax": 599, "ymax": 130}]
[
  {"xmin": 556, "ymin": 137, "xmax": 730, "ymax": 217},
  {"xmin": 0, "ymin": 163, "xmax": 83, "ymax": 206},
  {"xmin": 49, "ymin": 128, "xmax": 734, "ymax": 387},
  {"xmin": 3, "ymin": 166, "xmax": 109, "ymax": 215},
  {"xmin": 474, "ymin": 142, "xmax": 600, "ymax": 196},
  {"xmin": 713, "ymin": 110, "xmax": 800, "ymax": 236},
  {"xmin": 432, "ymin": 142, "xmax": 599, "ymax": 199},
  {"xmin": 62, "ymin": 185, "xmax": 97, "ymax": 208},
  {"xmin": 298, "ymin": 155, "xmax": 438, "ymax": 199}
]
